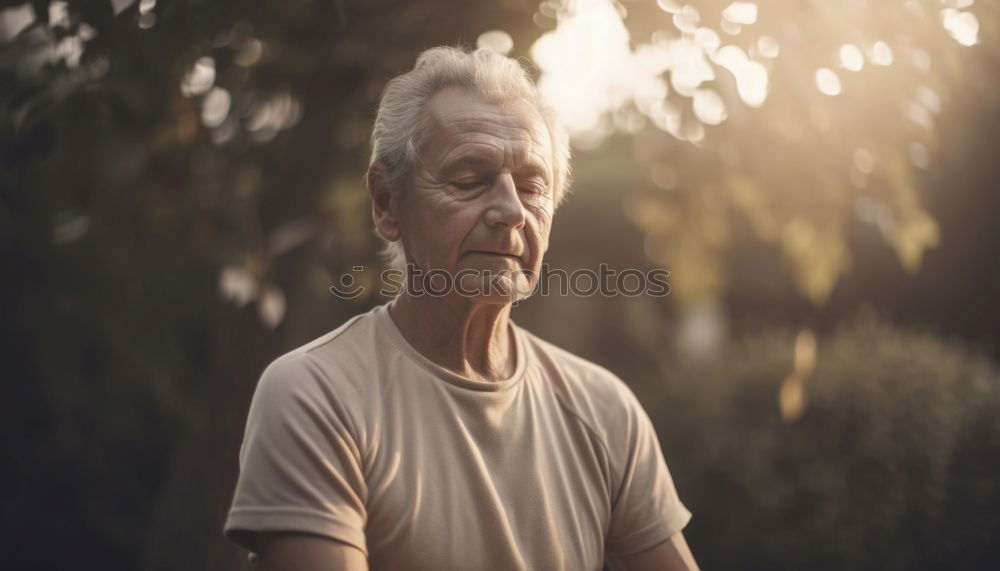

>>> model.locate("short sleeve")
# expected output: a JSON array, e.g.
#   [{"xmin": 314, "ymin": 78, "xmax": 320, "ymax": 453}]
[
  {"xmin": 605, "ymin": 388, "xmax": 692, "ymax": 556},
  {"xmin": 223, "ymin": 353, "xmax": 368, "ymax": 555}
]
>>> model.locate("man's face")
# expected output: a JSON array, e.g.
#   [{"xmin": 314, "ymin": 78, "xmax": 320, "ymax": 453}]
[{"xmin": 396, "ymin": 87, "xmax": 555, "ymax": 303}]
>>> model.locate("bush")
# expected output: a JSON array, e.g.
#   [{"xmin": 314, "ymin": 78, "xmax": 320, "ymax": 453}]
[{"xmin": 648, "ymin": 311, "xmax": 1000, "ymax": 570}]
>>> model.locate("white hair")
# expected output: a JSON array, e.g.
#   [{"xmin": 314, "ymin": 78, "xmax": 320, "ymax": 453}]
[{"xmin": 366, "ymin": 46, "xmax": 572, "ymax": 270}]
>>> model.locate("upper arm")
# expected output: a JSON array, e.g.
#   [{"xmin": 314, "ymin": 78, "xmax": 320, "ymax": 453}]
[
  {"xmin": 613, "ymin": 530, "xmax": 699, "ymax": 571},
  {"xmin": 605, "ymin": 385, "xmax": 692, "ymax": 554},
  {"xmin": 255, "ymin": 533, "xmax": 368, "ymax": 571},
  {"xmin": 224, "ymin": 354, "xmax": 368, "ymax": 555}
]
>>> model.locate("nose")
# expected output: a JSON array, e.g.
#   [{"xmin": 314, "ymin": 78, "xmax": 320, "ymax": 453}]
[{"xmin": 484, "ymin": 172, "xmax": 526, "ymax": 229}]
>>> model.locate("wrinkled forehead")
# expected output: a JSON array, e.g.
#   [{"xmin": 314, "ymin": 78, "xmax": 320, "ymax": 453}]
[{"xmin": 423, "ymin": 88, "xmax": 553, "ymax": 174}]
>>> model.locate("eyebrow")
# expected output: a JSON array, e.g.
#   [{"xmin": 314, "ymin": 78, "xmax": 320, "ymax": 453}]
[
  {"xmin": 513, "ymin": 160, "xmax": 551, "ymax": 183},
  {"xmin": 442, "ymin": 154, "xmax": 499, "ymax": 172}
]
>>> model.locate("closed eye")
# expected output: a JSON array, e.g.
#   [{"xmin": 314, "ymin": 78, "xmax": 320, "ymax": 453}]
[
  {"xmin": 452, "ymin": 179, "xmax": 491, "ymax": 192},
  {"xmin": 519, "ymin": 182, "xmax": 548, "ymax": 194},
  {"xmin": 516, "ymin": 176, "xmax": 551, "ymax": 196}
]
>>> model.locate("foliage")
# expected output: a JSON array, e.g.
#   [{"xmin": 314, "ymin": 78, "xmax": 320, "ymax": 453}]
[
  {"xmin": 529, "ymin": 0, "xmax": 996, "ymax": 304},
  {"xmin": 647, "ymin": 310, "xmax": 1000, "ymax": 570},
  {"xmin": 1, "ymin": 1, "xmax": 537, "ymax": 569}
]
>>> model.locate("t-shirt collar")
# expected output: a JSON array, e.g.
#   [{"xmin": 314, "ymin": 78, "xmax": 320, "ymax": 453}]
[{"xmin": 375, "ymin": 302, "xmax": 528, "ymax": 392}]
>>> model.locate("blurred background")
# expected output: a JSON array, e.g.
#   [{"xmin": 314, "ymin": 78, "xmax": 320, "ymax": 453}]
[{"xmin": 2, "ymin": 0, "xmax": 998, "ymax": 569}]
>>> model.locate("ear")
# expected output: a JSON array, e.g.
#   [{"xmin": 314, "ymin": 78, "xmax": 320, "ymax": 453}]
[{"xmin": 367, "ymin": 162, "xmax": 401, "ymax": 242}]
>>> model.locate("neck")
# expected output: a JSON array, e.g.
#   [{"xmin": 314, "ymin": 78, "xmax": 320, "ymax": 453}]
[{"xmin": 388, "ymin": 292, "xmax": 517, "ymax": 383}]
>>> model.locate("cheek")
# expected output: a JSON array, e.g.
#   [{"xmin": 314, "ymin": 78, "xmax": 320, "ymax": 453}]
[
  {"xmin": 531, "ymin": 202, "xmax": 554, "ymax": 231},
  {"xmin": 410, "ymin": 196, "xmax": 482, "ymax": 252},
  {"xmin": 527, "ymin": 209, "xmax": 553, "ymax": 253}
]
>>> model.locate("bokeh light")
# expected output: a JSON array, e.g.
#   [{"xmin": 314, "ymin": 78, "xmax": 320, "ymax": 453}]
[
  {"xmin": 839, "ymin": 43, "xmax": 865, "ymax": 71},
  {"xmin": 530, "ymin": 0, "xmax": 983, "ymax": 304},
  {"xmin": 815, "ymin": 68, "xmax": 842, "ymax": 96}
]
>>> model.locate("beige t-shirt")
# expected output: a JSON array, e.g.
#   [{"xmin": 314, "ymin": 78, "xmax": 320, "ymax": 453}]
[{"xmin": 224, "ymin": 303, "xmax": 691, "ymax": 570}]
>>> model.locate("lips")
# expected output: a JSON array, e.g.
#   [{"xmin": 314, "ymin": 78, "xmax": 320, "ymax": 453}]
[{"xmin": 466, "ymin": 250, "xmax": 523, "ymax": 262}]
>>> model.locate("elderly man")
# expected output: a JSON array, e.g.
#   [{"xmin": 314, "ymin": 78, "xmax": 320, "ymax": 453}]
[{"xmin": 224, "ymin": 46, "xmax": 699, "ymax": 571}]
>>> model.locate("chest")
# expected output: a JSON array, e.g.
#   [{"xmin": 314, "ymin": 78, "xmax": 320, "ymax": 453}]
[{"xmin": 361, "ymin": 377, "xmax": 613, "ymax": 571}]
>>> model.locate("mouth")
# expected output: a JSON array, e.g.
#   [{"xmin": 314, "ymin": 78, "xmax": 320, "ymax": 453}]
[{"xmin": 466, "ymin": 250, "xmax": 523, "ymax": 262}]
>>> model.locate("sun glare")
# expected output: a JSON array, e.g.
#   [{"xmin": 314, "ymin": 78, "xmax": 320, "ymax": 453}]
[{"xmin": 531, "ymin": 0, "xmax": 979, "ymax": 147}]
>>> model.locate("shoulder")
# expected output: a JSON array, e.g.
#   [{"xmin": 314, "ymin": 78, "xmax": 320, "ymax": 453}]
[
  {"xmin": 247, "ymin": 307, "xmax": 383, "ymax": 438},
  {"xmin": 518, "ymin": 327, "xmax": 649, "ymax": 444},
  {"xmin": 261, "ymin": 306, "xmax": 380, "ymax": 394}
]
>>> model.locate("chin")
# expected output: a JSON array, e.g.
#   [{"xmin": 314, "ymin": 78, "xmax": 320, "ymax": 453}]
[
  {"xmin": 453, "ymin": 270, "xmax": 535, "ymax": 302},
  {"xmin": 467, "ymin": 293, "xmax": 521, "ymax": 306}
]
